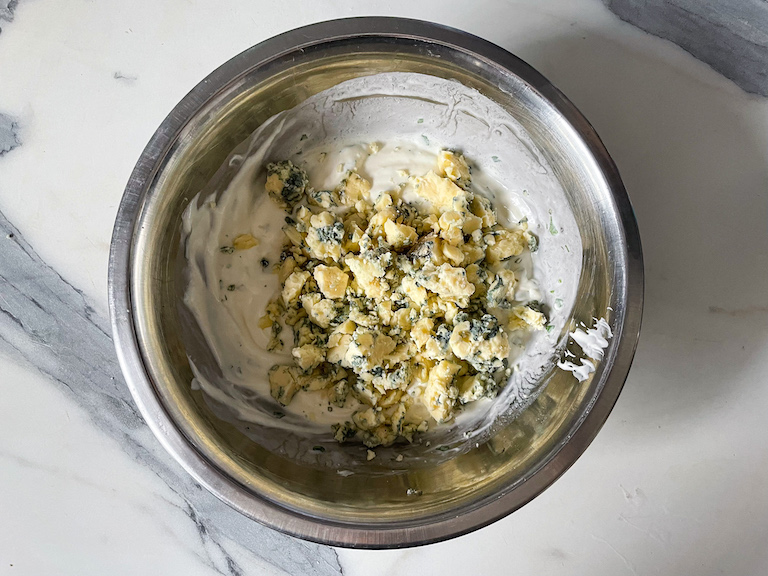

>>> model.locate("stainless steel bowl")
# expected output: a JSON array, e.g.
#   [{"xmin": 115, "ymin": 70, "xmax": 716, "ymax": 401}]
[{"xmin": 108, "ymin": 17, "xmax": 643, "ymax": 548}]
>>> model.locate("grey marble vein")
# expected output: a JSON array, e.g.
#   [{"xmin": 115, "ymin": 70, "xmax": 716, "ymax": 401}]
[
  {"xmin": 0, "ymin": 211, "xmax": 342, "ymax": 576},
  {"xmin": 113, "ymin": 71, "xmax": 138, "ymax": 84},
  {"xmin": 0, "ymin": 113, "xmax": 20, "ymax": 156},
  {"xmin": 604, "ymin": 0, "xmax": 768, "ymax": 96},
  {"xmin": 0, "ymin": 0, "xmax": 17, "ymax": 31}
]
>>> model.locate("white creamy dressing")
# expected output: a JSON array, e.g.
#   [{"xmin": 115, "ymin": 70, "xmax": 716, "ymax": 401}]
[
  {"xmin": 180, "ymin": 72, "xmax": 585, "ymax": 445},
  {"xmin": 557, "ymin": 317, "xmax": 613, "ymax": 382}
]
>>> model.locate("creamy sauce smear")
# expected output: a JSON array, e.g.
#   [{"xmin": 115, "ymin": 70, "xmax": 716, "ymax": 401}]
[
  {"xmin": 180, "ymin": 72, "xmax": 585, "ymax": 442},
  {"xmin": 557, "ymin": 318, "xmax": 613, "ymax": 382}
]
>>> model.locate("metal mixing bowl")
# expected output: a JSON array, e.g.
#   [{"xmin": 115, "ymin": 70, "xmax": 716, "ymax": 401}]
[{"xmin": 108, "ymin": 17, "xmax": 643, "ymax": 548}]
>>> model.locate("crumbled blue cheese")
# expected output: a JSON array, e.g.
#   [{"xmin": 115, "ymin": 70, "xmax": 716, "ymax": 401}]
[
  {"xmin": 268, "ymin": 365, "xmax": 301, "ymax": 406},
  {"xmin": 509, "ymin": 303, "xmax": 547, "ymax": 332},
  {"xmin": 292, "ymin": 344, "xmax": 326, "ymax": 371},
  {"xmin": 486, "ymin": 269, "xmax": 517, "ymax": 308},
  {"xmin": 449, "ymin": 315, "xmax": 510, "ymax": 372},
  {"xmin": 306, "ymin": 212, "xmax": 344, "ymax": 261},
  {"xmin": 484, "ymin": 228, "xmax": 527, "ymax": 263},
  {"xmin": 313, "ymin": 265, "xmax": 349, "ymax": 299},
  {"xmin": 301, "ymin": 293, "xmax": 337, "ymax": 328},
  {"xmin": 282, "ymin": 270, "xmax": 310, "ymax": 304},
  {"xmin": 458, "ymin": 372, "xmax": 498, "ymax": 403},
  {"xmin": 423, "ymin": 360, "xmax": 461, "ymax": 421},
  {"xmin": 261, "ymin": 149, "xmax": 547, "ymax": 447},
  {"xmin": 413, "ymin": 171, "xmax": 469, "ymax": 212},
  {"xmin": 438, "ymin": 149, "xmax": 472, "ymax": 188},
  {"xmin": 417, "ymin": 263, "xmax": 475, "ymax": 306},
  {"xmin": 265, "ymin": 160, "xmax": 308, "ymax": 209}
]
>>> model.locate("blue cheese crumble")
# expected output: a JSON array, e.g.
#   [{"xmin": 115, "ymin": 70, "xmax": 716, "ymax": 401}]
[{"xmin": 260, "ymin": 149, "xmax": 547, "ymax": 447}]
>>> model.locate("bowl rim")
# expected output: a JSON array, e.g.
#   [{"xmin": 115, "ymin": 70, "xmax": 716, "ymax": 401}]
[{"xmin": 108, "ymin": 16, "xmax": 644, "ymax": 548}]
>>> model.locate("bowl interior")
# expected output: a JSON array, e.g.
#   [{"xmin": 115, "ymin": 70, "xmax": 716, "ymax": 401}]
[{"xmin": 128, "ymin": 34, "xmax": 628, "ymax": 535}]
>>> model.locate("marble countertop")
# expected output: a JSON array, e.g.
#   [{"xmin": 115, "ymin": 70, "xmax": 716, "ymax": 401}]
[{"xmin": 2, "ymin": 1, "xmax": 767, "ymax": 574}]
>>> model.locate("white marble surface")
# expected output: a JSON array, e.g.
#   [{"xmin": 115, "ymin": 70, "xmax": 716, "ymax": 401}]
[{"xmin": 1, "ymin": 1, "xmax": 767, "ymax": 574}]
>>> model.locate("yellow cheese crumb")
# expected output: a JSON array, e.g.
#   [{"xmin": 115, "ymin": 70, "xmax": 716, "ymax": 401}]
[
  {"xmin": 437, "ymin": 150, "xmax": 471, "ymax": 187},
  {"xmin": 423, "ymin": 361, "xmax": 461, "ymax": 422},
  {"xmin": 384, "ymin": 219, "xmax": 418, "ymax": 248},
  {"xmin": 233, "ymin": 233, "xmax": 259, "ymax": 250},
  {"xmin": 341, "ymin": 172, "xmax": 372, "ymax": 206},
  {"xmin": 313, "ymin": 265, "xmax": 349, "ymax": 299},
  {"xmin": 413, "ymin": 171, "xmax": 469, "ymax": 213},
  {"xmin": 282, "ymin": 270, "xmax": 310, "ymax": 305},
  {"xmin": 485, "ymin": 229, "xmax": 526, "ymax": 263}
]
